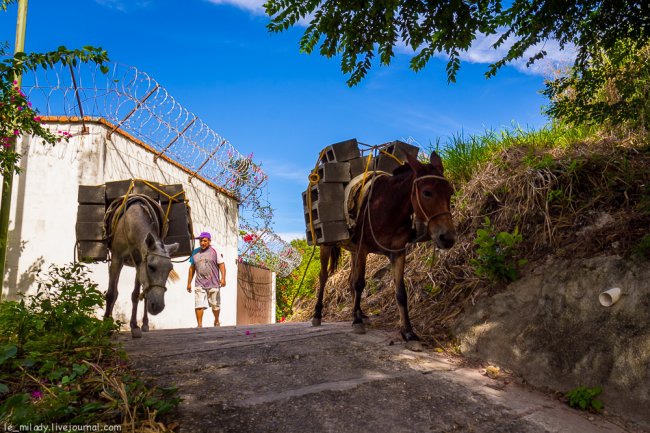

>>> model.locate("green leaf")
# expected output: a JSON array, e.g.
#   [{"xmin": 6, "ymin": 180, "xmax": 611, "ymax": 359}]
[{"xmin": 0, "ymin": 344, "xmax": 17, "ymax": 364}]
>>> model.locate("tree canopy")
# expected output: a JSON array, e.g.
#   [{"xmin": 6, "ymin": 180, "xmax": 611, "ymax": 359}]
[{"xmin": 264, "ymin": 0, "xmax": 650, "ymax": 86}]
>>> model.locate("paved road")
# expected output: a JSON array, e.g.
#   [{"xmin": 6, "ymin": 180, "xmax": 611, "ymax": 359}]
[{"xmin": 120, "ymin": 322, "xmax": 634, "ymax": 433}]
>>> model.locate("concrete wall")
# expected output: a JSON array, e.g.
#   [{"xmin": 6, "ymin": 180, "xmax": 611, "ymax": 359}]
[{"xmin": 2, "ymin": 119, "xmax": 240, "ymax": 329}]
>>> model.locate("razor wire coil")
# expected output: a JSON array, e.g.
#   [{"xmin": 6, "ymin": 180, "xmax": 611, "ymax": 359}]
[{"xmin": 21, "ymin": 62, "xmax": 301, "ymax": 276}]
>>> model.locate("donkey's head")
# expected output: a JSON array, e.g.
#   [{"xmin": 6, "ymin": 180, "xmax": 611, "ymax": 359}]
[
  {"xmin": 138, "ymin": 233, "xmax": 179, "ymax": 315},
  {"xmin": 406, "ymin": 151, "xmax": 456, "ymax": 249}
]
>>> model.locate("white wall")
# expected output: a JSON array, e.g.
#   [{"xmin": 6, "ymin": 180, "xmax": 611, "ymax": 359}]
[{"xmin": 3, "ymin": 119, "xmax": 240, "ymax": 330}]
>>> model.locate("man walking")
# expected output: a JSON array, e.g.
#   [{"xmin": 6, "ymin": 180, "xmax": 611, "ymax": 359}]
[{"xmin": 187, "ymin": 232, "xmax": 226, "ymax": 327}]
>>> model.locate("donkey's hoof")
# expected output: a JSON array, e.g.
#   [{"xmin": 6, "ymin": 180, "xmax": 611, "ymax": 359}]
[
  {"xmin": 131, "ymin": 328, "xmax": 142, "ymax": 339},
  {"xmin": 141, "ymin": 324, "xmax": 149, "ymax": 332},
  {"xmin": 311, "ymin": 318, "xmax": 321, "ymax": 327},
  {"xmin": 352, "ymin": 323, "xmax": 366, "ymax": 334},
  {"xmin": 405, "ymin": 340, "xmax": 423, "ymax": 352}
]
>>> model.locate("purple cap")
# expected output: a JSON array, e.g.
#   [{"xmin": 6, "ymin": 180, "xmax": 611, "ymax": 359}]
[{"xmin": 195, "ymin": 231, "xmax": 211, "ymax": 240}]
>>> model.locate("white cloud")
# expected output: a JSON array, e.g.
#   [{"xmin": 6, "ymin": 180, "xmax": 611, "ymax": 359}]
[
  {"xmin": 205, "ymin": 0, "xmax": 313, "ymax": 24},
  {"xmin": 205, "ymin": 0, "xmax": 266, "ymax": 15},
  {"xmin": 94, "ymin": 0, "xmax": 151, "ymax": 12},
  {"xmin": 263, "ymin": 159, "xmax": 311, "ymax": 183},
  {"xmin": 276, "ymin": 231, "xmax": 305, "ymax": 243},
  {"xmin": 395, "ymin": 31, "xmax": 576, "ymax": 77},
  {"xmin": 206, "ymin": 1, "xmax": 576, "ymax": 76},
  {"xmin": 461, "ymin": 32, "xmax": 576, "ymax": 76}
]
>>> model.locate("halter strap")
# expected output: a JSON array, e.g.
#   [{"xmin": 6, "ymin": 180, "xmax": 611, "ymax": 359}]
[
  {"xmin": 138, "ymin": 250, "xmax": 172, "ymax": 300},
  {"xmin": 412, "ymin": 174, "xmax": 452, "ymax": 226},
  {"xmin": 365, "ymin": 172, "xmax": 451, "ymax": 253}
]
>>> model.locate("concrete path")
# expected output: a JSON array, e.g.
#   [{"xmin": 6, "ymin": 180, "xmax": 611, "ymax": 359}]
[{"xmin": 119, "ymin": 322, "xmax": 637, "ymax": 433}]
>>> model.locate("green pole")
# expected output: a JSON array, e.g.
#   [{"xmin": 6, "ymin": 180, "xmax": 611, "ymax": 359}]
[{"xmin": 0, "ymin": 0, "xmax": 29, "ymax": 298}]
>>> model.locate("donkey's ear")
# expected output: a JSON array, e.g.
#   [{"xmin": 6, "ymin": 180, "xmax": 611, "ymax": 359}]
[
  {"xmin": 165, "ymin": 242, "xmax": 179, "ymax": 256},
  {"xmin": 430, "ymin": 151, "xmax": 444, "ymax": 174},
  {"xmin": 405, "ymin": 152, "xmax": 423, "ymax": 171},
  {"xmin": 145, "ymin": 233, "xmax": 157, "ymax": 251}
]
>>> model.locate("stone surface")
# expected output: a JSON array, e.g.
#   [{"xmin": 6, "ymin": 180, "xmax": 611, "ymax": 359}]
[
  {"xmin": 321, "ymin": 139, "xmax": 360, "ymax": 163},
  {"xmin": 304, "ymin": 200, "xmax": 346, "ymax": 225},
  {"xmin": 317, "ymin": 162, "xmax": 351, "ymax": 183},
  {"xmin": 120, "ymin": 322, "xmax": 636, "ymax": 433},
  {"xmin": 306, "ymin": 221, "xmax": 350, "ymax": 246},
  {"xmin": 453, "ymin": 255, "xmax": 650, "ymax": 429}
]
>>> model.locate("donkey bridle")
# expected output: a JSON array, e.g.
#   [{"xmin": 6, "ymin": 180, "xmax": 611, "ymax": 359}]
[
  {"xmin": 412, "ymin": 174, "xmax": 453, "ymax": 226},
  {"xmin": 138, "ymin": 251, "xmax": 172, "ymax": 300},
  {"xmin": 365, "ymin": 172, "xmax": 452, "ymax": 253}
]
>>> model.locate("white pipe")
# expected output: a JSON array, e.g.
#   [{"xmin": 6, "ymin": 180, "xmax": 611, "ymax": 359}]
[{"xmin": 599, "ymin": 287, "xmax": 622, "ymax": 307}]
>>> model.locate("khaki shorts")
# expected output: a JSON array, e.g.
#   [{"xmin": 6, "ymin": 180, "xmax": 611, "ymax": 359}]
[{"xmin": 195, "ymin": 287, "xmax": 220, "ymax": 310}]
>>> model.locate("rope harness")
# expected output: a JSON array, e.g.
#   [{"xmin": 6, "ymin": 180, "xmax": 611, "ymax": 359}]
[{"xmin": 412, "ymin": 174, "xmax": 453, "ymax": 226}]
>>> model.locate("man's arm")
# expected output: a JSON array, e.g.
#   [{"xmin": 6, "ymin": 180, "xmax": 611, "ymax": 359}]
[
  {"xmin": 219, "ymin": 263, "xmax": 226, "ymax": 287},
  {"xmin": 187, "ymin": 264, "xmax": 195, "ymax": 292}
]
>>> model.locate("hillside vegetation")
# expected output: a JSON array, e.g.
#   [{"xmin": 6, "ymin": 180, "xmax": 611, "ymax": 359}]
[
  {"xmin": 289, "ymin": 125, "xmax": 650, "ymax": 337},
  {"xmin": 281, "ymin": 39, "xmax": 650, "ymax": 341}
]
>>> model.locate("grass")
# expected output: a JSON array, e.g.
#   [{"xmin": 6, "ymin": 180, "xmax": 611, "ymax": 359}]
[
  {"xmin": 0, "ymin": 263, "xmax": 179, "ymax": 431},
  {"xmin": 429, "ymin": 122, "xmax": 599, "ymax": 185}
]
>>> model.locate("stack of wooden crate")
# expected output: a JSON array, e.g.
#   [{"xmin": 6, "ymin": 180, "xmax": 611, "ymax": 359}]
[
  {"xmin": 75, "ymin": 180, "xmax": 192, "ymax": 262},
  {"xmin": 302, "ymin": 139, "xmax": 421, "ymax": 246}
]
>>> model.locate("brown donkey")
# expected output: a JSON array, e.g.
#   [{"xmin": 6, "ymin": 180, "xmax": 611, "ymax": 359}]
[{"xmin": 313, "ymin": 151, "xmax": 456, "ymax": 350}]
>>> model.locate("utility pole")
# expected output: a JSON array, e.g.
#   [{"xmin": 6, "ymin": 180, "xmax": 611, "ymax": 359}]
[{"xmin": 0, "ymin": 0, "xmax": 29, "ymax": 298}]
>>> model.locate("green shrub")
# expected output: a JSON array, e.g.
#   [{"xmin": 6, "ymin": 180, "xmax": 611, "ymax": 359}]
[
  {"xmin": 470, "ymin": 217, "xmax": 527, "ymax": 283},
  {"xmin": 0, "ymin": 263, "xmax": 179, "ymax": 426},
  {"xmin": 566, "ymin": 386, "xmax": 604, "ymax": 412},
  {"xmin": 544, "ymin": 39, "xmax": 650, "ymax": 130},
  {"xmin": 276, "ymin": 239, "xmax": 321, "ymax": 319}
]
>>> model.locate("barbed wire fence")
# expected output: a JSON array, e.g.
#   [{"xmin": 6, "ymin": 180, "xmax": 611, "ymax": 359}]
[{"xmin": 22, "ymin": 62, "xmax": 301, "ymax": 276}]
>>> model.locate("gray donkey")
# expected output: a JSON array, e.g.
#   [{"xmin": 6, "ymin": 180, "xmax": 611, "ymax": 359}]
[{"xmin": 103, "ymin": 195, "xmax": 179, "ymax": 338}]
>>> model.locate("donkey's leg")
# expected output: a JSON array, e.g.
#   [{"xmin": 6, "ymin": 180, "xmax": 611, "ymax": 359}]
[
  {"xmin": 141, "ymin": 288, "xmax": 150, "ymax": 332},
  {"xmin": 348, "ymin": 251, "xmax": 369, "ymax": 324},
  {"xmin": 312, "ymin": 246, "xmax": 331, "ymax": 327},
  {"xmin": 104, "ymin": 259, "xmax": 123, "ymax": 319},
  {"xmin": 391, "ymin": 252, "xmax": 421, "ymax": 351},
  {"xmin": 351, "ymin": 249, "xmax": 368, "ymax": 334},
  {"xmin": 130, "ymin": 279, "xmax": 143, "ymax": 339}
]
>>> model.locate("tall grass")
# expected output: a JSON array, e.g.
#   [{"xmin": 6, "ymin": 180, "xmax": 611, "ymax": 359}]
[{"xmin": 429, "ymin": 122, "xmax": 599, "ymax": 185}]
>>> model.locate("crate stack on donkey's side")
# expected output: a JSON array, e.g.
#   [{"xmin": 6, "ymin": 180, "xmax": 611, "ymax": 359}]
[
  {"xmin": 75, "ymin": 180, "xmax": 193, "ymax": 262},
  {"xmin": 302, "ymin": 139, "xmax": 421, "ymax": 246}
]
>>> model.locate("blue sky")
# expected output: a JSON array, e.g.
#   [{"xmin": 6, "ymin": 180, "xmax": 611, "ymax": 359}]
[{"xmin": 1, "ymin": 0, "xmax": 572, "ymax": 241}]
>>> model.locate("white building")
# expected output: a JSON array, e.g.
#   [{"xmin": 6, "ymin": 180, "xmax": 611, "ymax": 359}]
[{"xmin": 3, "ymin": 117, "xmax": 243, "ymax": 329}]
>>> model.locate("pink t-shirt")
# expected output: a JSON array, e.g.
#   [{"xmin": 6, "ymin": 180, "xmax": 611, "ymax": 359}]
[{"xmin": 190, "ymin": 246, "xmax": 224, "ymax": 288}]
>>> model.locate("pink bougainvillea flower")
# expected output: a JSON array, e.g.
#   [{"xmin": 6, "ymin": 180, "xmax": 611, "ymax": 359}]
[
  {"xmin": 245, "ymin": 330, "xmax": 251, "ymax": 335},
  {"xmin": 13, "ymin": 130, "xmax": 20, "ymax": 135}
]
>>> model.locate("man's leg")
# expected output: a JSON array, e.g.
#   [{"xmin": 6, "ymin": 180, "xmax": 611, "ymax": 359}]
[
  {"xmin": 195, "ymin": 308, "xmax": 204, "ymax": 327},
  {"xmin": 208, "ymin": 288, "xmax": 221, "ymax": 326}
]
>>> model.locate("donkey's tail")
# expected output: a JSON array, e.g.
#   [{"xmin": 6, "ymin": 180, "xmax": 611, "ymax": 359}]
[{"xmin": 328, "ymin": 246, "xmax": 341, "ymax": 276}]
